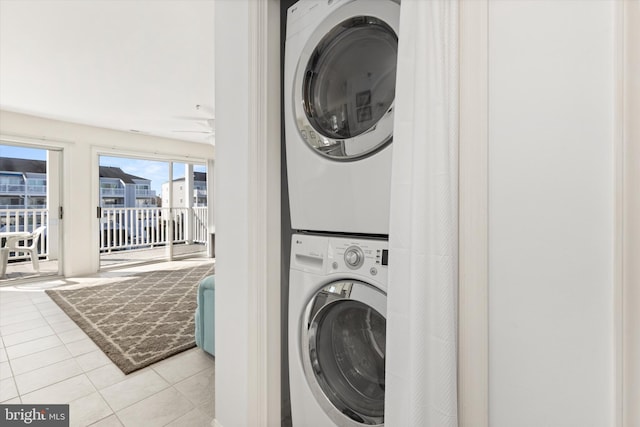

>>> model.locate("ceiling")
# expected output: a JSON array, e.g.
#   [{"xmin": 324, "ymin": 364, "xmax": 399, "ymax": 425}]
[{"xmin": 0, "ymin": 0, "xmax": 216, "ymax": 144}]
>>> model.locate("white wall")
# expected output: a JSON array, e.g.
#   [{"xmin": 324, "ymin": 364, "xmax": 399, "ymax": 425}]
[
  {"xmin": 488, "ymin": 1, "xmax": 615, "ymax": 426},
  {"xmin": 0, "ymin": 110, "xmax": 213, "ymax": 276}
]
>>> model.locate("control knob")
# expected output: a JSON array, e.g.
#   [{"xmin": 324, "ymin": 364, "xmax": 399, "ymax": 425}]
[{"xmin": 344, "ymin": 246, "xmax": 364, "ymax": 269}]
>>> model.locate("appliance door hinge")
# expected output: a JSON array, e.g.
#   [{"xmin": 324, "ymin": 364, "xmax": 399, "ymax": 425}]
[{"xmin": 59, "ymin": 206, "xmax": 64, "ymax": 220}]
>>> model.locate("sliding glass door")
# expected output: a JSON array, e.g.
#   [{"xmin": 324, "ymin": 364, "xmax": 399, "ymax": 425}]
[
  {"xmin": 0, "ymin": 143, "xmax": 63, "ymax": 282},
  {"xmin": 98, "ymin": 155, "xmax": 209, "ymax": 269}
]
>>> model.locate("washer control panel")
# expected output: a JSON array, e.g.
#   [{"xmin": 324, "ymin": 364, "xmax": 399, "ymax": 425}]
[
  {"xmin": 291, "ymin": 234, "xmax": 389, "ymax": 286},
  {"xmin": 329, "ymin": 236, "xmax": 388, "ymax": 286}
]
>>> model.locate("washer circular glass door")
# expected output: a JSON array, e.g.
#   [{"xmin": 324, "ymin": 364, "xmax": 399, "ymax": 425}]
[
  {"xmin": 302, "ymin": 280, "xmax": 386, "ymax": 426},
  {"xmin": 293, "ymin": 5, "xmax": 399, "ymax": 161}
]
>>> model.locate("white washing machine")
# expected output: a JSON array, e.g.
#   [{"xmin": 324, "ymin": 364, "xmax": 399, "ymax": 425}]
[
  {"xmin": 289, "ymin": 233, "xmax": 388, "ymax": 426},
  {"xmin": 285, "ymin": 0, "xmax": 400, "ymax": 235}
]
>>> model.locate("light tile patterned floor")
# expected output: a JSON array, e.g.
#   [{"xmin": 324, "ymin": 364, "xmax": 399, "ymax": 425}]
[{"xmin": 0, "ymin": 260, "xmax": 215, "ymax": 427}]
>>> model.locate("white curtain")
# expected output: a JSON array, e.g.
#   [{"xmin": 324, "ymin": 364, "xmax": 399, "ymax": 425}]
[{"xmin": 385, "ymin": 0, "xmax": 459, "ymax": 426}]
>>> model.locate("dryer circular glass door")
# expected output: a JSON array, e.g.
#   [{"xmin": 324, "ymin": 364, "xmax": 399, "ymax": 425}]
[
  {"xmin": 293, "ymin": 4, "xmax": 399, "ymax": 161},
  {"xmin": 302, "ymin": 280, "xmax": 386, "ymax": 426}
]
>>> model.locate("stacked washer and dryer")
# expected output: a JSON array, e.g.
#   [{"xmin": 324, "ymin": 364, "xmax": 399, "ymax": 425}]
[{"xmin": 284, "ymin": 0, "xmax": 399, "ymax": 426}]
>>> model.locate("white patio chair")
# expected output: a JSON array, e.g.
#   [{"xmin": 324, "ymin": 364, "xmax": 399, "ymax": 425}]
[{"xmin": 0, "ymin": 226, "xmax": 46, "ymax": 278}]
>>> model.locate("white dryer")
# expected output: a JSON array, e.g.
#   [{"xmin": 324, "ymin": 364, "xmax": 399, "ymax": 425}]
[
  {"xmin": 289, "ymin": 233, "xmax": 388, "ymax": 426},
  {"xmin": 285, "ymin": 0, "xmax": 400, "ymax": 235}
]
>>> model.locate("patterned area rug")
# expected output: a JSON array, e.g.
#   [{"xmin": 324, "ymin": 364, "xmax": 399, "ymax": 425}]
[{"xmin": 46, "ymin": 263, "xmax": 215, "ymax": 374}]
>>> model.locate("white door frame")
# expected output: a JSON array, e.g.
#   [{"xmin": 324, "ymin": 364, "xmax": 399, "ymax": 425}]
[
  {"xmin": 458, "ymin": 0, "xmax": 489, "ymax": 427},
  {"xmin": 213, "ymin": 0, "xmax": 281, "ymax": 426},
  {"xmin": 458, "ymin": 1, "xmax": 489, "ymax": 425},
  {"xmin": 246, "ymin": 0, "xmax": 282, "ymax": 424},
  {"xmin": 621, "ymin": 1, "xmax": 639, "ymax": 425}
]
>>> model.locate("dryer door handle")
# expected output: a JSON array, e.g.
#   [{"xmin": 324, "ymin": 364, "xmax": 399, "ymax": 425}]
[{"xmin": 302, "ymin": 69, "xmax": 314, "ymax": 118}]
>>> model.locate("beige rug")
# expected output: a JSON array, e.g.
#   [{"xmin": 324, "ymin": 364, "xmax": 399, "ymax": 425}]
[{"xmin": 46, "ymin": 263, "xmax": 215, "ymax": 374}]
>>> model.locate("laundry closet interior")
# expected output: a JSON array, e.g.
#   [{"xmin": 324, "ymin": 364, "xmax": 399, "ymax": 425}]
[{"xmin": 280, "ymin": 1, "xmax": 399, "ymax": 426}]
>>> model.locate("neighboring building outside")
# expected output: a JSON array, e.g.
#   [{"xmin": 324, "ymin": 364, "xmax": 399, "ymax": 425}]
[
  {"xmin": 98, "ymin": 166, "xmax": 157, "ymax": 208},
  {"xmin": 0, "ymin": 158, "xmax": 47, "ymax": 209},
  {"xmin": 0, "ymin": 158, "xmax": 157, "ymax": 209},
  {"xmin": 162, "ymin": 171, "xmax": 207, "ymax": 207}
]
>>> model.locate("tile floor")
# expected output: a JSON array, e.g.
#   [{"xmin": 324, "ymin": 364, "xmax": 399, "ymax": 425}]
[
  {"xmin": 0, "ymin": 260, "xmax": 215, "ymax": 427},
  {"xmin": 1, "ymin": 243, "xmax": 208, "ymax": 282}
]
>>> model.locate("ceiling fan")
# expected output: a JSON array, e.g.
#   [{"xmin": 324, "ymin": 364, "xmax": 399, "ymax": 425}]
[{"xmin": 172, "ymin": 104, "xmax": 215, "ymax": 140}]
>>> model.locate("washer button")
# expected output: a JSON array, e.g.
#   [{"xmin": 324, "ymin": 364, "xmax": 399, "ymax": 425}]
[
  {"xmin": 370, "ymin": 267, "xmax": 378, "ymax": 276},
  {"xmin": 332, "ymin": 262, "xmax": 338, "ymax": 269}
]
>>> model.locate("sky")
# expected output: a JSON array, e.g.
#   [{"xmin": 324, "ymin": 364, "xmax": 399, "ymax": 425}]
[{"xmin": 0, "ymin": 145, "xmax": 206, "ymax": 195}]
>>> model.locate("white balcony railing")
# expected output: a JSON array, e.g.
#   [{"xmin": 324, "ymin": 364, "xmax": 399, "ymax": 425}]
[
  {"xmin": 0, "ymin": 184, "xmax": 26, "ymax": 194},
  {"xmin": 26, "ymin": 185, "xmax": 47, "ymax": 194},
  {"xmin": 100, "ymin": 188, "xmax": 125, "ymax": 197},
  {"xmin": 192, "ymin": 207, "xmax": 208, "ymax": 243},
  {"xmin": 100, "ymin": 206, "xmax": 208, "ymax": 252},
  {"xmin": 0, "ymin": 206, "xmax": 209, "ymax": 263},
  {"xmin": 135, "ymin": 189, "xmax": 156, "ymax": 197}
]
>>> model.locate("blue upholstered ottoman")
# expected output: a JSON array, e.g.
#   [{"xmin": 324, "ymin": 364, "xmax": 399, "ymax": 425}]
[{"xmin": 195, "ymin": 275, "xmax": 215, "ymax": 356}]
